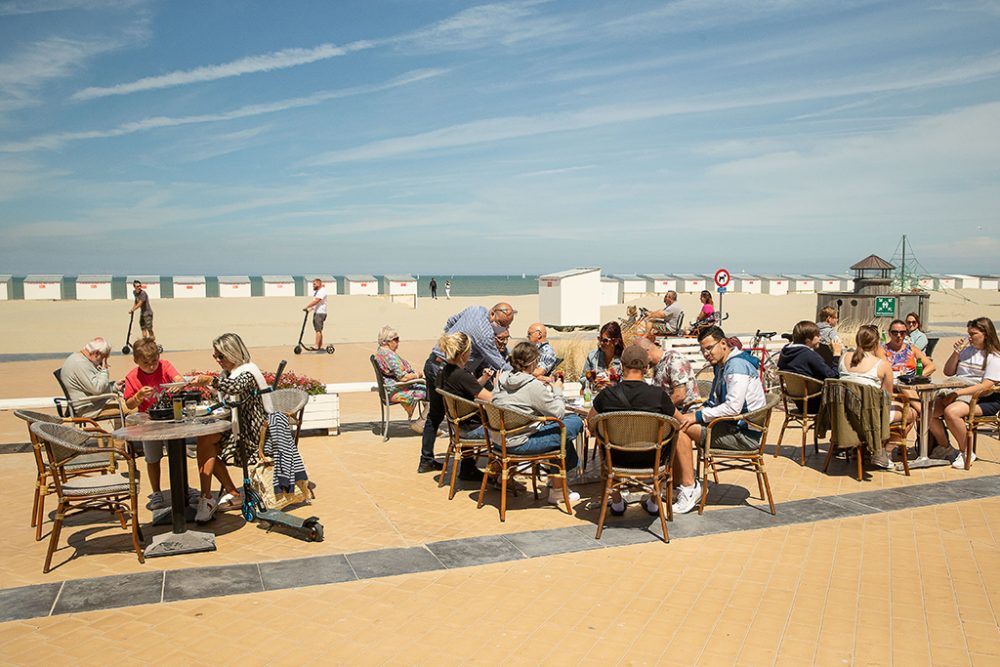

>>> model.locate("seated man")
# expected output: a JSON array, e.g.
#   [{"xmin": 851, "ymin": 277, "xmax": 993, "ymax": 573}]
[
  {"xmin": 646, "ymin": 290, "xmax": 684, "ymax": 334},
  {"xmin": 59, "ymin": 337, "xmax": 118, "ymax": 418},
  {"xmin": 527, "ymin": 323, "xmax": 558, "ymax": 377},
  {"xmin": 673, "ymin": 326, "xmax": 767, "ymax": 513},
  {"xmin": 634, "ymin": 337, "xmax": 699, "ymax": 409},
  {"xmin": 778, "ymin": 320, "xmax": 841, "ymax": 412},
  {"xmin": 587, "ymin": 344, "xmax": 678, "ymax": 516}
]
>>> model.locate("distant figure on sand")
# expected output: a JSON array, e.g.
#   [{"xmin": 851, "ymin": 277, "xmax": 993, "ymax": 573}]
[
  {"xmin": 129, "ymin": 280, "xmax": 155, "ymax": 340},
  {"xmin": 444, "ymin": 280, "xmax": 452, "ymax": 299},
  {"xmin": 304, "ymin": 278, "xmax": 328, "ymax": 352},
  {"xmin": 429, "ymin": 277, "xmax": 438, "ymax": 299}
]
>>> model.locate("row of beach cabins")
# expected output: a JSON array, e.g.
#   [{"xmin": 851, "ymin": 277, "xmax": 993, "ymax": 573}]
[
  {"xmin": 0, "ymin": 272, "xmax": 996, "ymax": 302},
  {"xmin": 597, "ymin": 273, "xmax": 999, "ymax": 305}
]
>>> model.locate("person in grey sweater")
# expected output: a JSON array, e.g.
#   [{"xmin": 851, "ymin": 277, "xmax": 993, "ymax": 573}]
[
  {"xmin": 493, "ymin": 342, "xmax": 584, "ymax": 506},
  {"xmin": 59, "ymin": 337, "xmax": 118, "ymax": 418}
]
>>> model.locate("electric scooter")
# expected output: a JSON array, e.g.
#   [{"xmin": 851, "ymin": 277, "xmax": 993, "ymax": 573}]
[
  {"xmin": 293, "ymin": 309, "xmax": 335, "ymax": 355},
  {"xmin": 121, "ymin": 310, "xmax": 163, "ymax": 355}
]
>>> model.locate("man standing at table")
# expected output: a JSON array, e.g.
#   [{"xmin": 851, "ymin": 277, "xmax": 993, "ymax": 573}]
[
  {"xmin": 418, "ymin": 303, "xmax": 516, "ymax": 475},
  {"xmin": 129, "ymin": 280, "xmax": 155, "ymax": 341},
  {"xmin": 304, "ymin": 277, "xmax": 328, "ymax": 351}
]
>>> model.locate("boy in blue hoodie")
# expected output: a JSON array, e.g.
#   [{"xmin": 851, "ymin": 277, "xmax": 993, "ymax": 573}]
[{"xmin": 673, "ymin": 326, "xmax": 768, "ymax": 513}]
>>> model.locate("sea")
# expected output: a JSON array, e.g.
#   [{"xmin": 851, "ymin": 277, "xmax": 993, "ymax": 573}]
[{"xmin": 2, "ymin": 275, "xmax": 541, "ymax": 300}]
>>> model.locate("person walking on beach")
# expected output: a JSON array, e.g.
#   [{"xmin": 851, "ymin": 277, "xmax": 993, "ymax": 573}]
[
  {"xmin": 429, "ymin": 277, "xmax": 438, "ymax": 299},
  {"xmin": 444, "ymin": 280, "xmax": 452, "ymax": 299},
  {"xmin": 129, "ymin": 280, "xmax": 155, "ymax": 340},
  {"xmin": 304, "ymin": 278, "xmax": 328, "ymax": 351},
  {"xmin": 418, "ymin": 303, "xmax": 516, "ymax": 475}
]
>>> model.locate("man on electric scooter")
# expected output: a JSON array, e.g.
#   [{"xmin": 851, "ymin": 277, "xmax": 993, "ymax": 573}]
[
  {"xmin": 129, "ymin": 280, "xmax": 155, "ymax": 340},
  {"xmin": 304, "ymin": 278, "xmax": 328, "ymax": 352}
]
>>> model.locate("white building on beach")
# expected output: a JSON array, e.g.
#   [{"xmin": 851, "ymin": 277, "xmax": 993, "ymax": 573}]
[
  {"xmin": 24, "ymin": 275, "xmax": 62, "ymax": 300},
  {"xmin": 345, "ymin": 275, "xmax": 378, "ymax": 296},
  {"xmin": 614, "ymin": 275, "xmax": 647, "ymax": 301},
  {"xmin": 173, "ymin": 276, "xmax": 206, "ymax": 298},
  {"xmin": 813, "ymin": 275, "xmax": 847, "ymax": 292},
  {"xmin": 731, "ymin": 273, "xmax": 761, "ymax": 294},
  {"xmin": 674, "ymin": 274, "xmax": 707, "ymax": 293},
  {"xmin": 643, "ymin": 274, "xmax": 677, "ymax": 295},
  {"xmin": 75, "ymin": 275, "xmax": 112, "ymax": 300},
  {"xmin": 786, "ymin": 275, "xmax": 819, "ymax": 293},
  {"xmin": 262, "ymin": 275, "xmax": 296, "ymax": 297},
  {"xmin": 0, "ymin": 275, "xmax": 10, "ymax": 300},
  {"xmin": 760, "ymin": 275, "xmax": 789, "ymax": 296},
  {"xmin": 385, "ymin": 275, "xmax": 417, "ymax": 307},
  {"xmin": 127, "ymin": 275, "xmax": 161, "ymax": 299},
  {"xmin": 600, "ymin": 276, "xmax": 622, "ymax": 305},
  {"xmin": 539, "ymin": 268, "xmax": 600, "ymax": 327},
  {"xmin": 949, "ymin": 274, "xmax": 980, "ymax": 289},
  {"xmin": 218, "ymin": 276, "xmax": 251, "ymax": 298}
]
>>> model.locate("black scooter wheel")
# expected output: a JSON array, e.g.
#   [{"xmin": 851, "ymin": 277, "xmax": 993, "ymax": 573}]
[
  {"xmin": 310, "ymin": 523, "xmax": 324, "ymax": 542},
  {"xmin": 294, "ymin": 346, "xmax": 302, "ymax": 355},
  {"xmin": 121, "ymin": 345, "xmax": 131, "ymax": 355},
  {"xmin": 325, "ymin": 345, "xmax": 335, "ymax": 354}
]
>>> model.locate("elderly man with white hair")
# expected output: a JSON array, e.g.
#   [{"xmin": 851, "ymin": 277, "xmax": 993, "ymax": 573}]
[{"xmin": 59, "ymin": 337, "xmax": 119, "ymax": 418}]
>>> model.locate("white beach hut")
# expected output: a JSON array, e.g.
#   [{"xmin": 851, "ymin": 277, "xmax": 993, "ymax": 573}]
[
  {"xmin": 760, "ymin": 275, "xmax": 789, "ymax": 296},
  {"xmin": 218, "ymin": 276, "xmax": 251, "ymax": 298},
  {"xmin": 813, "ymin": 275, "xmax": 847, "ymax": 292},
  {"xmin": 977, "ymin": 276, "xmax": 1000, "ymax": 291},
  {"xmin": 0, "ymin": 275, "xmax": 10, "ymax": 300},
  {"xmin": 127, "ymin": 275, "xmax": 161, "ymax": 299},
  {"xmin": 385, "ymin": 275, "xmax": 417, "ymax": 307},
  {"xmin": 539, "ymin": 268, "xmax": 600, "ymax": 327},
  {"xmin": 345, "ymin": 275, "xmax": 378, "ymax": 296},
  {"xmin": 312, "ymin": 275, "xmax": 339, "ymax": 295},
  {"xmin": 674, "ymin": 274, "xmax": 707, "ymax": 293},
  {"xmin": 600, "ymin": 277, "xmax": 622, "ymax": 306},
  {"xmin": 24, "ymin": 275, "xmax": 62, "ymax": 300},
  {"xmin": 949, "ymin": 274, "xmax": 980, "ymax": 289},
  {"xmin": 786, "ymin": 274, "xmax": 819, "ymax": 293},
  {"xmin": 75, "ymin": 275, "xmax": 112, "ymax": 300},
  {"xmin": 932, "ymin": 275, "xmax": 957, "ymax": 290},
  {"xmin": 643, "ymin": 274, "xmax": 677, "ymax": 295},
  {"xmin": 173, "ymin": 275, "xmax": 206, "ymax": 299},
  {"xmin": 615, "ymin": 274, "xmax": 647, "ymax": 301},
  {"xmin": 731, "ymin": 273, "xmax": 761, "ymax": 294},
  {"xmin": 915, "ymin": 276, "xmax": 934, "ymax": 291},
  {"xmin": 262, "ymin": 275, "xmax": 296, "ymax": 297}
]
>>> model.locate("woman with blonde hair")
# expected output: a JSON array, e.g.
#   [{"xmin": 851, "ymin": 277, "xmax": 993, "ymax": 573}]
[
  {"xmin": 191, "ymin": 333, "xmax": 273, "ymax": 522},
  {"xmin": 374, "ymin": 325, "xmax": 427, "ymax": 432}
]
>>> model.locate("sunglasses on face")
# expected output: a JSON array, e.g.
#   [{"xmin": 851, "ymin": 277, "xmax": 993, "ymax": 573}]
[
  {"xmin": 212, "ymin": 352, "xmax": 226, "ymax": 361},
  {"xmin": 889, "ymin": 330, "xmax": 907, "ymax": 335},
  {"xmin": 599, "ymin": 337, "xmax": 614, "ymax": 344}
]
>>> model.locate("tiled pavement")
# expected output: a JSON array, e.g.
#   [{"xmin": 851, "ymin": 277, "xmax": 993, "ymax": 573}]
[{"xmin": 2, "ymin": 414, "xmax": 1000, "ymax": 665}]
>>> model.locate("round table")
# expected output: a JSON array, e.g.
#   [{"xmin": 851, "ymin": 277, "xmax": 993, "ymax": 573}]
[{"xmin": 113, "ymin": 415, "xmax": 232, "ymax": 557}]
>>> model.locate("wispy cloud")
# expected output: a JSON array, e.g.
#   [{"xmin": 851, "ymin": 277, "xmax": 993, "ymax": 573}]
[
  {"xmin": 0, "ymin": 0, "xmax": 143, "ymax": 16},
  {"xmin": 515, "ymin": 165, "xmax": 595, "ymax": 178},
  {"xmin": 305, "ymin": 53, "xmax": 1000, "ymax": 165},
  {"xmin": 394, "ymin": 0, "xmax": 572, "ymax": 51},
  {"xmin": 71, "ymin": 40, "xmax": 374, "ymax": 101},
  {"xmin": 1, "ymin": 69, "xmax": 446, "ymax": 152}
]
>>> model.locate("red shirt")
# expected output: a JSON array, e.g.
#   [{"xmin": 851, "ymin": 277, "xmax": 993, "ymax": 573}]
[{"xmin": 123, "ymin": 360, "xmax": 181, "ymax": 412}]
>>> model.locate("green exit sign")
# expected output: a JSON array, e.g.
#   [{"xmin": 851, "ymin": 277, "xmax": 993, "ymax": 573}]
[{"xmin": 874, "ymin": 296, "xmax": 896, "ymax": 317}]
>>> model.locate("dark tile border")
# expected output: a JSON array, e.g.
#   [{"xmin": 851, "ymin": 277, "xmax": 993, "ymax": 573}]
[{"xmin": 3, "ymin": 475, "xmax": 998, "ymax": 622}]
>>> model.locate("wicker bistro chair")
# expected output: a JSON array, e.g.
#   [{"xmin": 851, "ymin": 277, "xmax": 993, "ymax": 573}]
[
  {"xmin": 370, "ymin": 355, "xmax": 427, "ymax": 441},
  {"xmin": 698, "ymin": 392, "xmax": 780, "ymax": 515},
  {"xmin": 590, "ymin": 411, "xmax": 679, "ymax": 543},
  {"xmin": 15, "ymin": 410, "xmax": 119, "ymax": 541},
  {"xmin": 29, "ymin": 422, "xmax": 143, "ymax": 573},
  {"xmin": 266, "ymin": 388, "xmax": 309, "ymax": 446},
  {"xmin": 776, "ymin": 371, "xmax": 825, "ymax": 465},
  {"xmin": 437, "ymin": 389, "xmax": 490, "ymax": 499},
  {"xmin": 476, "ymin": 401, "xmax": 573, "ymax": 522},
  {"xmin": 52, "ymin": 368, "xmax": 127, "ymax": 427},
  {"xmin": 819, "ymin": 381, "xmax": 911, "ymax": 481},
  {"xmin": 961, "ymin": 389, "xmax": 1000, "ymax": 471}
]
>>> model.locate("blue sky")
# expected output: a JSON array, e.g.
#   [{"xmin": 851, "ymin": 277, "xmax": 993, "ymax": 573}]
[{"xmin": 1, "ymin": 0, "xmax": 998, "ymax": 276}]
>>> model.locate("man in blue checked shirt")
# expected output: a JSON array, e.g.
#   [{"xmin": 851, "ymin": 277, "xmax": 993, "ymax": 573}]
[{"xmin": 418, "ymin": 303, "xmax": 516, "ymax": 475}]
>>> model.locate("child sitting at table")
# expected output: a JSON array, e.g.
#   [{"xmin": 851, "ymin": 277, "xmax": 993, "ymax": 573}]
[{"xmin": 122, "ymin": 338, "xmax": 198, "ymax": 511}]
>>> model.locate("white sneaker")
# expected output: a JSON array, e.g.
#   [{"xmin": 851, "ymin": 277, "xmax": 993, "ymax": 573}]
[
  {"xmin": 871, "ymin": 450, "xmax": 895, "ymax": 470},
  {"xmin": 952, "ymin": 452, "xmax": 977, "ymax": 469},
  {"xmin": 217, "ymin": 489, "xmax": 244, "ymax": 511},
  {"xmin": 146, "ymin": 491, "xmax": 166, "ymax": 510},
  {"xmin": 672, "ymin": 482, "xmax": 702, "ymax": 515},
  {"xmin": 194, "ymin": 496, "xmax": 218, "ymax": 523},
  {"xmin": 547, "ymin": 488, "xmax": 581, "ymax": 505}
]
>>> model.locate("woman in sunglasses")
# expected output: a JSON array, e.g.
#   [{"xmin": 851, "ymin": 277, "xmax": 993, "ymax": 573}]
[
  {"xmin": 374, "ymin": 325, "xmax": 427, "ymax": 433},
  {"xmin": 580, "ymin": 322, "xmax": 624, "ymax": 392},
  {"xmin": 190, "ymin": 333, "xmax": 273, "ymax": 522},
  {"xmin": 928, "ymin": 317, "xmax": 1000, "ymax": 468},
  {"xmin": 904, "ymin": 312, "xmax": 928, "ymax": 353}
]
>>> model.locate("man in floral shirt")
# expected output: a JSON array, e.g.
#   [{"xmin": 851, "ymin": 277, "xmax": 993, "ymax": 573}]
[{"xmin": 635, "ymin": 337, "xmax": 698, "ymax": 408}]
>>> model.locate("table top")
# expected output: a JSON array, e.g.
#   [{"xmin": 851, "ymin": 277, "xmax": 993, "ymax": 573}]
[
  {"xmin": 902, "ymin": 378, "xmax": 972, "ymax": 393},
  {"xmin": 113, "ymin": 415, "xmax": 232, "ymax": 441},
  {"xmin": 566, "ymin": 401, "xmax": 592, "ymax": 417}
]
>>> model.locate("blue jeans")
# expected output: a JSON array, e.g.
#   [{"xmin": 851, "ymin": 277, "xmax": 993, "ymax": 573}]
[{"xmin": 505, "ymin": 414, "xmax": 583, "ymax": 470}]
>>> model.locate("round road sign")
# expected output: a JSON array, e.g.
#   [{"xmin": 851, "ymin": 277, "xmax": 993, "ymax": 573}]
[{"xmin": 714, "ymin": 269, "xmax": 731, "ymax": 288}]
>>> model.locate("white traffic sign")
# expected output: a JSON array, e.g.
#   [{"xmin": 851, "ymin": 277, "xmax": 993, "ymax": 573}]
[{"xmin": 714, "ymin": 269, "xmax": 731, "ymax": 288}]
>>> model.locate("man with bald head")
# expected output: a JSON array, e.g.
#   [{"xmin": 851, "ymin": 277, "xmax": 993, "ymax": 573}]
[
  {"xmin": 418, "ymin": 302, "xmax": 516, "ymax": 474},
  {"xmin": 527, "ymin": 322, "xmax": 558, "ymax": 377}
]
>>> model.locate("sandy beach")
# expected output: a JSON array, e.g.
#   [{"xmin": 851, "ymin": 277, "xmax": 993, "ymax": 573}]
[{"xmin": 0, "ymin": 287, "xmax": 994, "ymax": 444}]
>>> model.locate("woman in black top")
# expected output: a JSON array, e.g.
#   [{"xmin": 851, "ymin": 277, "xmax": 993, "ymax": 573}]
[{"xmin": 435, "ymin": 332, "xmax": 493, "ymax": 479}]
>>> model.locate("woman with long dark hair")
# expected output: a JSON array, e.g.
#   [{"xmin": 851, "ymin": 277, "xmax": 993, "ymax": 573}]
[{"xmin": 580, "ymin": 321, "xmax": 624, "ymax": 392}]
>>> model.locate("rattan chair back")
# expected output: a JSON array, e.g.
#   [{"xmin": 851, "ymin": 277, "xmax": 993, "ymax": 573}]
[
  {"xmin": 30, "ymin": 422, "xmax": 95, "ymax": 466},
  {"xmin": 269, "ymin": 387, "xmax": 309, "ymax": 415},
  {"xmin": 591, "ymin": 411, "xmax": 677, "ymax": 455},
  {"xmin": 477, "ymin": 401, "xmax": 542, "ymax": 454},
  {"xmin": 777, "ymin": 371, "xmax": 824, "ymax": 415}
]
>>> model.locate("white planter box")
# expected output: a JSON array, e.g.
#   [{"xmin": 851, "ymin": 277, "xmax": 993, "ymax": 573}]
[{"xmin": 301, "ymin": 393, "xmax": 340, "ymax": 435}]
